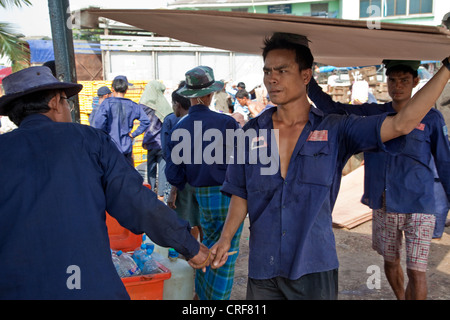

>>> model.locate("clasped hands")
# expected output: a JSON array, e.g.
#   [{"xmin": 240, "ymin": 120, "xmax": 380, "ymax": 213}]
[{"xmin": 187, "ymin": 239, "xmax": 232, "ymax": 272}]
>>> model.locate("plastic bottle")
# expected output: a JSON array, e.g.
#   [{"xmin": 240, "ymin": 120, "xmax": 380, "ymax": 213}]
[
  {"xmin": 162, "ymin": 249, "xmax": 195, "ymax": 300},
  {"xmin": 116, "ymin": 250, "xmax": 141, "ymax": 277},
  {"xmin": 132, "ymin": 244, "xmax": 147, "ymax": 269},
  {"xmin": 142, "ymin": 234, "xmax": 169, "ymax": 260},
  {"xmin": 111, "ymin": 249, "xmax": 123, "ymax": 276},
  {"xmin": 140, "ymin": 244, "xmax": 159, "ymax": 274}
]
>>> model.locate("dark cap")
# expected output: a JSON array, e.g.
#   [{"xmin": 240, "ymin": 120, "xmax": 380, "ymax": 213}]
[{"xmin": 97, "ymin": 86, "xmax": 112, "ymax": 97}]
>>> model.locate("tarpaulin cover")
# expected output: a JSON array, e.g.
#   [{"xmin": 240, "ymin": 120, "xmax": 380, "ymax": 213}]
[
  {"xmin": 27, "ymin": 40, "xmax": 55, "ymax": 64},
  {"xmin": 26, "ymin": 40, "xmax": 102, "ymax": 64},
  {"xmin": 88, "ymin": 9, "xmax": 450, "ymax": 67}
]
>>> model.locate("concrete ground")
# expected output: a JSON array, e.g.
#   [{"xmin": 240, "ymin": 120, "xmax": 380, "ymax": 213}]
[{"xmin": 230, "ymin": 216, "xmax": 450, "ymax": 300}]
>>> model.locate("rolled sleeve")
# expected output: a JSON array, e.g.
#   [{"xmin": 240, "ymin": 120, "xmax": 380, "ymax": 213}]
[
  {"xmin": 221, "ymin": 162, "xmax": 247, "ymax": 199},
  {"xmin": 343, "ymin": 113, "xmax": 401, "ymax": 155}
]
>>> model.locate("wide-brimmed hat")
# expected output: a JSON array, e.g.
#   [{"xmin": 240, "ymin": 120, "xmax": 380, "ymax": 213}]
[
  {"xmin": 0, "ymin": 66, "xmax": 82, "ymax": 115},
  {"xmin": 177, "ymin": 66, "xmax": 224, "ymax": 98}
]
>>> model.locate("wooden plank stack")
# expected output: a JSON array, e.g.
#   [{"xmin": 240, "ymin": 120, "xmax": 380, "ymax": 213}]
[{"xmin": 332, "ymin": 165, "xmax": 372, "ymax": 229}]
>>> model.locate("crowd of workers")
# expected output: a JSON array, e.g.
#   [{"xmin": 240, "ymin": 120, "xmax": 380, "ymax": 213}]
[{"xmin": 0, "ymin": 32, "xmax": 449, "ymax": 300}]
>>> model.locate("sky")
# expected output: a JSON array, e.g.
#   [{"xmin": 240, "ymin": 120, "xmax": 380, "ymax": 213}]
[{"xmin": 0, "ymin": 0, "xmax": 169, "ymax": 38}]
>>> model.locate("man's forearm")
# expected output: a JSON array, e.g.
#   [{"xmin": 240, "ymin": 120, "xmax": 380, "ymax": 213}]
[{"xmin": 381, "ymin": 60, "xmax": 450, "ymax": 142}]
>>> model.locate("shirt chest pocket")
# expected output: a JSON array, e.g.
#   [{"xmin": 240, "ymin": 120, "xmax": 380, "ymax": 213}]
[
  {"xmin": 402, "ymin": 130, "xmax": 430, "ymax": 158},
  {"xmin": 296, "ymin": 142, "xmax": 334, "ymax": 187}
]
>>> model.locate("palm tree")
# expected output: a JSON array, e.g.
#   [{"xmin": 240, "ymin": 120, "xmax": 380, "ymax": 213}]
[{"xmin": 0, "ymin": 0, "xmax": 32, "ymax": 71}]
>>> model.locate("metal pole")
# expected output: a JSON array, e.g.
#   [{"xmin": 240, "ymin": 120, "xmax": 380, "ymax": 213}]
[{"xmin": 48, "ymin": 0, "xmax": 80, "ymax": 123}]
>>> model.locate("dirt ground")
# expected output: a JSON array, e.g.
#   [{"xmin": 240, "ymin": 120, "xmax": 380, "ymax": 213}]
[{"xmin": 230, "ymin": 216, "xmax": 450, "ymax": 300}]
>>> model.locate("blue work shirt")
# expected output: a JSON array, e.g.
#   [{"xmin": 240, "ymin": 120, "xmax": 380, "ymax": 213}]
[
  {"xmin": 221, "ymin": 106, "xmax": 388, "ymax": 280},
  {"xmin": 165, "ymin": 104, "xmax": 240, "ymax": 190},
  {"xmin": 0, "ymin": 114, "xmax": 199, "ymax": 299},
  {"xmin": 91, "ymin": 97, "xmax": 150, "ymax": 154},
  {"xmin": 308, "ymin": 78, "xmax": 450, "ymax": 213},
  {"xmin": 141, "ymin": 105, "xmax": 162, "ymax": 150},
  {"xmin": 161, "ymin": 113, "xmax": 181, "ymax": 161}
]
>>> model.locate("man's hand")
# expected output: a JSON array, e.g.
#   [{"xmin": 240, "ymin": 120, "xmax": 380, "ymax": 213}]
[
  {"xmin": 188, "ymin": 243, "xmax": 211, "ymax": 272},
  {"xmin": 210, "ymin": 237, "xmax": 231, "ymax": 269}
]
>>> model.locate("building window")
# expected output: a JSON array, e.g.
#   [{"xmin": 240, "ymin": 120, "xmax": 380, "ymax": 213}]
[
  {"xmin": 360, "ymin": 0, "xmax": 382, "ymax": 18},
  {"xmin": 311, "ymin": 3, "xmax": 329, "ymax": 17},
  {"xmin": 409, "ymin": 0, "xmax": 433, "ymax": 14},
  {"xmin": 385, "ymin": 0, "xmax": 407, "ymax": 16},
  {"xmin": 360, "ymin": 0, "xmax": 432, "ymax": 18}
]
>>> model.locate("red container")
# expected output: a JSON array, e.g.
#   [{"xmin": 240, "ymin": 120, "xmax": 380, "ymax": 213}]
[
  {"xmin": 106, "ymin": 182, "xmax": 152, "ymax": 252},
  {"xmin": 106, "ymin": 183, "xmax": 171, "ymax": 300},
  {"xmin": 106, "ymin": 213, "xmax": 142, "ymax": 252},
  {"xmin": 121, "ymin": 263, "xmax": 171, "ymax": 300}
]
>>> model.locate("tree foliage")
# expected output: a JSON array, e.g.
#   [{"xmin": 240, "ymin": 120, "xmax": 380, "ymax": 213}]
[{"xmin": 0, "ymin": 0, "xmax": 32, "ymax": 71}]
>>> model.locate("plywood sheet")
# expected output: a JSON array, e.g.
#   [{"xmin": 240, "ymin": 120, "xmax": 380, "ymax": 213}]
[
  {"xmin": 332, "ymin": 165, "xmax": 372, "ymax": 229},
  {"xmin": 88, "ymin": 9, "xmax": 450, "ymax": 67}
]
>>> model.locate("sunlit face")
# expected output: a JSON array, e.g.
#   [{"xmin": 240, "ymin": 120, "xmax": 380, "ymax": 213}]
[
  {"xmin": 387, "ymin": 71, "xmax": 419, "ymax": 104},
  {"xmin": 263, "ymin": 49, "xmax": 310, "ymax": 107},
  {"xmin": 236, "ymin": 96, "xmax": 248, "ymax": 106}
]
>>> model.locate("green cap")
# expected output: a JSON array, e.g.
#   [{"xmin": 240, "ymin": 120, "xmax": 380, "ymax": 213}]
[
  {"xmin": 382, "ymin": 59, "xmax": 420, "ymax": 71},
  {"xmin": 177, "ymin": 66, "xmax": 224, "ymax": 98}
]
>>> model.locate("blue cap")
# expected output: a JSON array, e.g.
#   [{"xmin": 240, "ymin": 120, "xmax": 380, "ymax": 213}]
[
  {"xmin": 168, "ymin": 248, "xmax": 179, "ymax": 259},
  {"xmin": 97, "ymin": 86, "xmax": 111, "ymax": 97},
  {"xmin": 113, "ymin": 75, "xmax": 133, "ymax": 86}
]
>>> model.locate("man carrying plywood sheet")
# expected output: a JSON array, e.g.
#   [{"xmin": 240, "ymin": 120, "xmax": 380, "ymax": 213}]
[{"xmin": 308, "ymin": 59, "xmax": 450, "ymax": 300}]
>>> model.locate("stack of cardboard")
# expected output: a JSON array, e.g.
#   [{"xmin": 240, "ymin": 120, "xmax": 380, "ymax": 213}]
[
  {"xmin": 330, "ymin": 85, "xmax": 351, "ymax": 103},
  {"xmin": 348, "ymin": 66, "xmax": 378, "ymax": 85}
]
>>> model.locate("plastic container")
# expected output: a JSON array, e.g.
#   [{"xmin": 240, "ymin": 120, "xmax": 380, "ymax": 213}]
[
  {"xmin": 105, "ymin": 184, "xmax": 172, "ymax": 300},
  {"xmin": 121, "ymin": 262, "xmax": 171, "ymax": 300},
  {"xmin": 106, "ymin": 183, "xmax": 152, "ymax": 252},
  {"xmin": 162, "ymin": 249, "xmax": 194, "ymax": 300}
]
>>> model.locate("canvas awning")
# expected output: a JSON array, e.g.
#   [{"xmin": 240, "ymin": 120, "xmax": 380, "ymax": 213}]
[{"xmin": 88, "ymin": 9, "xmax": 450, "ymax": 67}]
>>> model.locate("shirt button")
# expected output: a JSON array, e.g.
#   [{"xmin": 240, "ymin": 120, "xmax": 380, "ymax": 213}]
[{"xmin": 282, "ymin": 231, "xmax": 287, "ymax": 236}]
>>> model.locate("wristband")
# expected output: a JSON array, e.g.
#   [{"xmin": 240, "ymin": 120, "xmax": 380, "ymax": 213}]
[
  {"xmin": 198, "ymin": 250, "xmax": 211, "ymax": 268},
  {"xmin": 442, "ymin": 57, "xmax": 450, "ymax": 71}
]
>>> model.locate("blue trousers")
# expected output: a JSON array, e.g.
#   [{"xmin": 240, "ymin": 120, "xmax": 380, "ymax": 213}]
[{"xmin": 147, "ymin": 149, "xmax": 167, "ymax": 197}]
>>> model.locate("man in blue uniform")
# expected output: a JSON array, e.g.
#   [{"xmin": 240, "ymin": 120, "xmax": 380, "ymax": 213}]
[
  {"xmin": 210, "ymin": 32, "xmax": 450, "ymax": 300},
  {"xmin": 91, "ymin": 75, "xmax": 150, "ymax": 165},
  {"xmin": 165, "ymin": 66, "xmax": 243, "ymax": 300},
  {"xmin": 0, "ymin": 66, "xmax": 210, "ymax": 299},
  {"xmin": 307, "ymin": 60, "xmax": 450, "ymax": 300}
]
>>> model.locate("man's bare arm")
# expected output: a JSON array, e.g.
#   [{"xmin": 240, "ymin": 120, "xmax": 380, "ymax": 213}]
[{"xmin": 210, "ymin": 195, "xmax": 248, "ymax": 269}]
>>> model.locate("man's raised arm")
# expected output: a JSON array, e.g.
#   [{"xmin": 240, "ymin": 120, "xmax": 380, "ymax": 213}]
[{"xmin": 380, "ymin": 57, "xmax": 450, "ymax": 142}]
